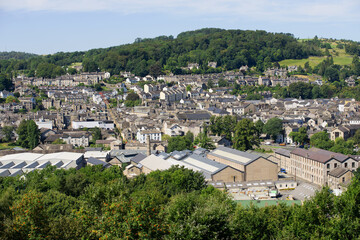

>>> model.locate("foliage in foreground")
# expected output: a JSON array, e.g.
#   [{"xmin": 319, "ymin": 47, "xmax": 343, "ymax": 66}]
[{"xmin": 1, "ymin": 165, "xmax": 360, "ymax": 239}]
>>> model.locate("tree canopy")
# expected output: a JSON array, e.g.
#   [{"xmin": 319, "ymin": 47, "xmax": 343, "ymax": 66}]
[
  {"xmin": 263, "ymin": 118, "xmax": 283, "ymax": 140},
  {"xmin": 233, "ymin": 118, "xmax": 259, "ymax": 151},
  {"xmin": 1, "ymin": 163, "xmax": 360, "ymax": 239},
  {"xmin": 16, "ymin": 120, "xmax": 40, "ymax": 149}
]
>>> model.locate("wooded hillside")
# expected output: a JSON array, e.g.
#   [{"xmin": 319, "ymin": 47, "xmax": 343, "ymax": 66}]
[{"xmin": 0, "ymin": 28, "xmax": 324, "ymax": 77}]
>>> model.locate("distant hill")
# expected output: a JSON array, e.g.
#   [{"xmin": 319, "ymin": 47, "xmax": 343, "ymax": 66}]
[
  {"xmin": 0, "ymin": 51, "xmax": 38, "ymax": 60},
  {"xmin": 1, "ymin": 28, "xmax": 359, "ymax": 78}
]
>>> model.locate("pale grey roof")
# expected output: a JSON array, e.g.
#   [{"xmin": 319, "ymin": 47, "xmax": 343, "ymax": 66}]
[
  {"xmin": 139, "ymin": 154, "xmax": 172, "ymax": 171},
  {"xmin": 0, "ymin": 152, "xmax": 86, "ymax": 177},
  {"xmin": 182, "ymin": 154, "xmax": 236, "ymax": 179},
  {"xmin": 208, "ymin": 146, "xmax": 261, "ymax": 165}
]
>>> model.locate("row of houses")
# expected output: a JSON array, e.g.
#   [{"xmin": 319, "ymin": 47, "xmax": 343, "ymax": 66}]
[
  {"xmin": 274, "ymin": 148, "xmax": 357, "ymax": 189},
  {"xmin": 14, "ymin": 72, "xmax": 110, "ymax": 88}
]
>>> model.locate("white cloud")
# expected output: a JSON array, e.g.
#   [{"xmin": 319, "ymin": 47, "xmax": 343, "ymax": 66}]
[{"xmin": 1, "ymin": 0, "xmax": 359, "ymax": 23}]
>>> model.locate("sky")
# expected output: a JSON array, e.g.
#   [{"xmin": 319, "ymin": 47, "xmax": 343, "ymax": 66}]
[{"xmin": 0, "ymin": 0, "xmax": 359, "ymax": 55}]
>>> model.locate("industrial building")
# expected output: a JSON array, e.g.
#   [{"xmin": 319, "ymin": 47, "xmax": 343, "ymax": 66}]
[{"xmin": 0, "ymin": 152, "xmax": 86, "ymax": 177}]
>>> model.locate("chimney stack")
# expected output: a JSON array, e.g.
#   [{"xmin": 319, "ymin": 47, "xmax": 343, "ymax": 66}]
[{"xmin": 146, "ymin": 135, "xmax": 151, "ymax": 156}]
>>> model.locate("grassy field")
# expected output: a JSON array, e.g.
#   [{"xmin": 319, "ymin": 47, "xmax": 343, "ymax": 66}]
[
  {"xmin": 280, "ymin": 40, "xmax": 353, "ymax": 67},
  {"xmin": 69, "ymin": 62, "xmax": 82, "ymax": 67},
  {"xmin": 0, "ymin": 142, "xmax": 21, "ymax": 150}
]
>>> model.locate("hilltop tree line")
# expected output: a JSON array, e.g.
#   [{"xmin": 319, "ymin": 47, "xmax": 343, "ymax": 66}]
[
  {"xmin": 1, "ymin": 164, "xmax": 360, "ymax": 239},
  {"xmin": 0, "ymin": 28, "xmax": 322, "ymax": 78}
]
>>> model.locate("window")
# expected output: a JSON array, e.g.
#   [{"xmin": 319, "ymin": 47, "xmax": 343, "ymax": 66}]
[
  {"xmin": 352, "ymin": 162, "xmax": 355, "ymax": 168},
  {"xmin": 327, "ymin": 164, "xmax": 330, "ymax": 169},
  {"xmin": 342, "ymin": 177, "xmax": 345, "ymax": 183},
  {"xmin": 345, "ymin": 163, "xmax": 348, "ymax": 168},
  {"xmin": 334, "ymin": 163, "xmax": 337, "ymax": 168}
]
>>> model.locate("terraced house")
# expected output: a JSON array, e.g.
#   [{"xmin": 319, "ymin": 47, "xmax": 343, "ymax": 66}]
[{"xmin": 276, "ymin": 148, "xmax": 357, "ymax": 187}]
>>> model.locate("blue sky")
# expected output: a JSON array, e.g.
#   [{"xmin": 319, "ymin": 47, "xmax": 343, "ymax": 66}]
[{"xmin": 0, "ymin": 0, "xmax": 359, "ymax": 54}]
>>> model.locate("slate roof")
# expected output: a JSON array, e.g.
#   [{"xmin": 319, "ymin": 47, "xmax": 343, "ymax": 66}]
[
  {"xmin": 130, "ymin": 153, "xmax": 147, "ymax": 164},
  {"xmin": 177, "ymin": 111, "xmax": 211, "ymax": 121},
  {"xmin": 328, "ymin": 167, "xmax": 350, "ymax": 178},
  {"xmin": 87, "ymin": 157, "xmax": 110, "ymax": 167},
  {"xmin": 275, "ymin": 149, "xmax": 291, "ymax": 158},
  {"xmin": 291, "ymin": 148, "xmax": 349, "ymax": 163}
]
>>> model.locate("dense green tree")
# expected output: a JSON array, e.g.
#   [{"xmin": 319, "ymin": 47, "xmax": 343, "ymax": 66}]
[
  {"xmin": 26, "ymin": 120, "xmax": 40, "ymax": 149},
  {"xmin": 1, "ymin": 126, "xmax": 14, "ymax": 142},
  {"xmin": 165, "ymin": 188, "xmax": 234, "ymax": 239},
  {"xmin": 67, "ymin": 67, "xmax": 77, "ymax": 75},
  {"xmin": 5, "ymin": 95, "xmax": 19, "ymax": 103},
  {"xmin": 233, "ymin": 118, "xmax": 259, "ymax": 151},
  {"xmin": 194, "ymin": 128, "xmax": 215, "ymax": 150},
  {"xmin": 352, "ymin": 128, "xmax": 360, "ymax": 145},
  {"xmin": 125, "ymin": 91, "xmax": 141, "ymax": 107},
  {"xmin": 324, "ymin": 66, "xmax": 340, "ymax": 82},
  {"xmin": 263, "ymin": 118, "xmax": 283, "ymax": 141},
  {"xmin": 148, "ymin": 63, "xmax": 163, "ymax": 78},
  {"xmin": 288, "ymin": 82, "xmax": 313, "ymax": 99},
  {"xmin": 167, "ymin": 136, "xmax": 193, "ymax": 152},
  {"xmin": 207, "ymin": 79, "xmax": 214, "ymax": 89},
  {"xmin": 329, "ymin": 138, "xmax": 355, "ymax": 155},
  {"xmin": 15, "ymin": 120, "xmax": 40, "ymax": 149},
  {"xmin": 83, "ymin": 59, "xmax": 98, "ymax": 72},
  {"xmin": 36, "ymin": 62, "xmax": 64, "ymax": 78},
  {"xmin": 289, "ymin": 127, "xmax": 309, "ymax": 145},
  {"xmin": 91, "ymin": 127, "xmax": 102, "ymax": 142},
  {"xmin": 310, "ymin": 131, "xmax": 333, "ymax": 150},
  {"xmin": 0, "ymin": 73, "xmax": 13, "ymax": 91},
  {"xmin": 16, "ymin": 120, "xmax": 29, "ymax": 148},
  {"xmin": 184, "ymin": 131, "xmax": 194, "ymax": 143},
  {"xmin": 218, "ymin": 78, "xmax": 228, "ymax": 87},
  {"xmin": 93, "ymin": 83, "xmax": 102, "ymax": 91},
  {"xmin": 255, "ymin": 119, "xmax": 264, "ymax": 136},
  {"xmin": 126, "ymin": 91, "xmax": 140, "ymax": 101}
]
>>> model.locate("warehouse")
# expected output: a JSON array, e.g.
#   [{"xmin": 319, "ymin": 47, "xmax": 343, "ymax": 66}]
[
  {"xmin": 207, "ymin": 146, "xmax": 278, "ymax": 181},
  {"xmin": 0, "ymin": 152, "xmax": 86, "ymax": 177}
]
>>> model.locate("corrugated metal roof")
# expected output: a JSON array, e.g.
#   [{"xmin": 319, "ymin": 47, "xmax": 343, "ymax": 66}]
[
  {"xmin": 184, "ymin": 155, "xmax": 221, "ymax": 173},
  {"xmin": 209, "ymin": 146, "xmax": 260, "ymax": 165}
]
